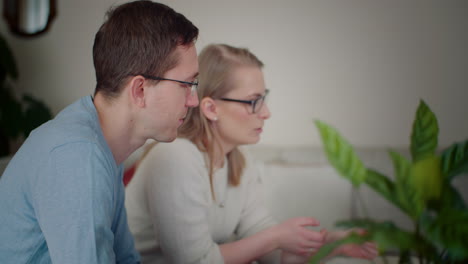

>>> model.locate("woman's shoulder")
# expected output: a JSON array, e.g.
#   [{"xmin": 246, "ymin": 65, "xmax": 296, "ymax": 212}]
[
  {"xmin": 143, "ymin": 138, "xmax": 204, "ymax": 165},
  {"xmin": 134, "ymin": 138, "xmax": 208, "ymax": 183}
]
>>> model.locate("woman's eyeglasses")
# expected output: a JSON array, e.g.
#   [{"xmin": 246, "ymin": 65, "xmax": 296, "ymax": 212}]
[{"xmin": 220, "ymin": 89, "xmax": 269, "ymax": 114}]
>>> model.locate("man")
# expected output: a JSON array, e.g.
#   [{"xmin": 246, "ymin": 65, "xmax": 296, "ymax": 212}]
[{"xmin": 0, "ymin": 1, "xmax": 199, "ymax": 263}]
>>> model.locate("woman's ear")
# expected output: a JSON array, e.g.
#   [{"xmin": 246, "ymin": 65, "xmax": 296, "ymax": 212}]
[
  {"xmin": 129, "ymin": 76, "xmax": 146, "ymax": 107},
  {"xmin": 200, "ymin": 97, "xmax": 218, "ymax": 121}
]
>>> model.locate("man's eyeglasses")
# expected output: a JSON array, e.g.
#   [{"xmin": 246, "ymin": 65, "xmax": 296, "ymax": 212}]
[
  {"xmin": 140, "ymin": 74, "xmax": 198, "ymax": 96},
  {"xmin": 220, "ymin": 89, "xmax": 269, "ymax": 114}
]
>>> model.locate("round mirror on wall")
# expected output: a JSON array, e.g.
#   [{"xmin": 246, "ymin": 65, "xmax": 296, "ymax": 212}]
[{"xmin": 3, "ymin": 0, "xmax": 56, "ymax": 37}]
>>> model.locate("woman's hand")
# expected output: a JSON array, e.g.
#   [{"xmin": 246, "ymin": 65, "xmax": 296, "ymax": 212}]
[
  {"xmin": 337, "ymin": 241, "xmax": 378, "ymax": 259},
  {"xmin": 280, "ymin": 250, "xmax": 309, "ymax": 264},
  {"xmin": 274, "ymin": 217, "xmax": 325, "ymax": 256},
  {"xmin": 325, "ymin": 229, "xmax": 379, "ymax": 260}
]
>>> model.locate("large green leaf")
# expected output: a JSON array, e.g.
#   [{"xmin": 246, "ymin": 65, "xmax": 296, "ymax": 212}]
[
  {"xmin": 431, "ymin": 182, "xmax": 467, "ymax": 211},
  {"xmin": 410, "ymin": 100, "xmax": 439, "ymax": 162},
  {"xmin": 389, "ymin": 150, "xmax": 412, "ymax": 184},
  {"xmin": 315, "ymin": 120, "xmax": 367, "ymax": 187},
  {"xmin": 420, "ymin": 210, "xmax": 468, "ymax": 261},
  {"xmin": 411, "ymin": 155, "xmax": 442, "ymax": 204},
  {"xmin": 388, "ymin": 151, "xmax": 425, "ymax": 219},
  {"xmin": 364, "ymin": 169, "xmax": 395, "ymax": 203},
  {"xmin": 441, "ymin": 140, "xmax": 468, "ymax": 181},
  {"xmin": 365, "ymin": 169, "xmax": 411, "ymax": 215}
]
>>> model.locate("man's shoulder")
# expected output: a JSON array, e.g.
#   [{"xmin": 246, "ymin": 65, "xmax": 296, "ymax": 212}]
[{"xmin": 30, "ymin": 96, "xmax": 103, "ymax": 150}]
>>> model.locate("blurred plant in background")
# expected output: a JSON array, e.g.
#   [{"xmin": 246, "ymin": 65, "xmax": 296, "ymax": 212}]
[
  {"xmin": 0, "ymin": 33, "xmax": 52, "ymax": 157},
  {"xmin": 311, "ymin": 100, "xmax": 468, "ymax": 263}
]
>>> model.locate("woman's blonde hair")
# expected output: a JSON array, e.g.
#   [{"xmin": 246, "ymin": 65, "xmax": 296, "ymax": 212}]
[{"xmin": 179, "ymin": 44, "xmax": 264, "ymax": 199}]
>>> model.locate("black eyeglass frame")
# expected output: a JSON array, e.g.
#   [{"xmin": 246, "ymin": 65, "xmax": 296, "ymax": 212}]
[
  {"xmin": 140, "ymin": 74, "xmax": 199, "ymax": 95},
  {"xmin": 220, "ymin": 89, "xmax": 269, "ymax": 114}
]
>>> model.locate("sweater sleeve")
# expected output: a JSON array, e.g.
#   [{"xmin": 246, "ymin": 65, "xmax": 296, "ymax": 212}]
[
  {"xmin": 141, "ymin": 141, "xmax": 224, "ymax": 264},
  {"xmin": 32, "ymin": 143, "xmax": 123, "ymax": 263}
]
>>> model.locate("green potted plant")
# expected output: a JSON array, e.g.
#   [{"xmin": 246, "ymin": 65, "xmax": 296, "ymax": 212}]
[
  {"xmin": 0, "ymin": 33, "xmax": 52, "ymax": 157},
  {"xmin": 310, "ymin": 100, "xmax": 468, "ymax": 263}
]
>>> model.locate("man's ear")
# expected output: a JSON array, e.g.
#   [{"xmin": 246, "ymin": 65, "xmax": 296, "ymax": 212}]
[
  {"xmin": 200, "ymin": 97, "xmax": 218, "ymax": 121},
  {"xmin": 128, "ymin": 76, "xmax": 146, "ymax": 107}
]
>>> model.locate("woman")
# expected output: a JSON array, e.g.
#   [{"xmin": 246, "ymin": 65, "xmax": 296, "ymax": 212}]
[{"xmin": 125, "ymin": 44, "xmax": 377, "ymax": 263}]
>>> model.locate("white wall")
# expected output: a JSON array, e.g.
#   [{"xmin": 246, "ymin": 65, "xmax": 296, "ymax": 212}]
[{"xmin": 1, "ymin": 0, "xmax": 467, "ymax": 148}]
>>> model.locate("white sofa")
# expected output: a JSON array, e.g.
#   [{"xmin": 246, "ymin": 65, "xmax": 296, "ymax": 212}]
[{"xmin": 249, "ymin": 145, "xmax": 416, "ymax": 230}]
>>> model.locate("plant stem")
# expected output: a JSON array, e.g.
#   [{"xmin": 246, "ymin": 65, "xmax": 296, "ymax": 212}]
[
  {"xmin": 356, "ymin": 188, "xmax": 369, "ymax": 218},
  {"xmin": 415, "ymin": 223, "xmax": 423, "ymax": 264}
]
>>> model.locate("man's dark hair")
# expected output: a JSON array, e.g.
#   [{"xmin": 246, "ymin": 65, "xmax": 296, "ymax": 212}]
[{"xmin": 93, "ymin": 0, "xmax": 199, "ymax": 98}]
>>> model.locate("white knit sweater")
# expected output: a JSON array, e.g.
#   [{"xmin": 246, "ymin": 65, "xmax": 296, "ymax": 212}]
[{"xmin": 125, "ymin": 138, "xmax": 279, "ymax": 263}]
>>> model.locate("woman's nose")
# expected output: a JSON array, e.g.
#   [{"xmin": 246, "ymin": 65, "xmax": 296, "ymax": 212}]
[{"xmin": 258, "ymin": 103, "xmax": 271, "ymax": 119}]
